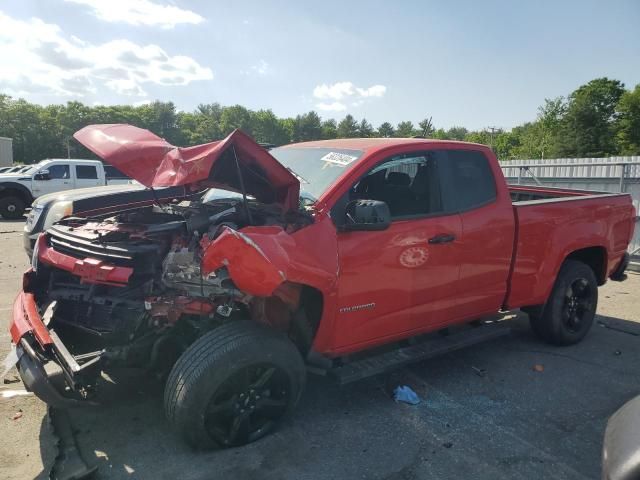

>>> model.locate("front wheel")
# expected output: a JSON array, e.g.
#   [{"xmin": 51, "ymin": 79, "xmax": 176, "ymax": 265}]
[
  {"xmin": 529, "ymin": 260, "xmax": 598, "ymax": 346},
  {"xmin": 0, "ymin": 195, "xmax": 25, "ymax": 219},
  {"xmin": 164, "ymin": 321, "xmax": 306, "ymax": 450}
]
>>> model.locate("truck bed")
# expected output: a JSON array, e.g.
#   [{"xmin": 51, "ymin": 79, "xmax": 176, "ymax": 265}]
[{"xmin": 505, "ymin": 185, "xmax": 635, "ymax": 309}]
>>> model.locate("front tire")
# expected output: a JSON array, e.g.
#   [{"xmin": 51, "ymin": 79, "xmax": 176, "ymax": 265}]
[
  {"xmin": 0, "ymin": 196, "xmax": 25, "ymax": 219},
  {"xmin": 529, "ymin": 260, "xmax": 598, "ymax": 346},
  {"xmin": 164, "ymin": 321, "xmax": 306, "ymax": 450}
]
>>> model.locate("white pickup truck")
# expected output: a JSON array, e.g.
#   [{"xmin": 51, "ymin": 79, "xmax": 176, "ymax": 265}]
[{"xmin": 0, "ymin": 158, "xmax": 131, "ymax": 219}]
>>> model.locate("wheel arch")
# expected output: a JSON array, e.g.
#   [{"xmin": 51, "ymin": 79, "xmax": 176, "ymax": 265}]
[
  {"xmin": 566, "ymin": 246, "xmax": 608, "ymax": 285},
  {"xmin": 0, "ymin": 182, "xmax": 34, "ymax": 205},
  {"xmin": 251, "ymin": 282, "xmax": 324, "ymax": 354}
]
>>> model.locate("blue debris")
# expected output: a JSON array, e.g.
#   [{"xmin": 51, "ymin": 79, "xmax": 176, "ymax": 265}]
[{"xmin": 393, "ymin": 385, "xmax": 421, "ymax": 405}]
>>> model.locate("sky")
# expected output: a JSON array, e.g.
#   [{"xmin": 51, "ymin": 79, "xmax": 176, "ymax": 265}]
[{"xmin": 0, "ymin": 0, "xmax": 639, "ymax": 130}]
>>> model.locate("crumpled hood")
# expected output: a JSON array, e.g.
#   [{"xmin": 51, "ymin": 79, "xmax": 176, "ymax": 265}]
[{"xmin": 73, "ymin": 124, "xmax": 300, "ymax": 211}]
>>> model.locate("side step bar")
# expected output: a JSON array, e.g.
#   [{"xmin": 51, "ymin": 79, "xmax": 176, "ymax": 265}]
[{"xmin": 328, "ymin": 322, "xmax": 511, "ymax": 385}]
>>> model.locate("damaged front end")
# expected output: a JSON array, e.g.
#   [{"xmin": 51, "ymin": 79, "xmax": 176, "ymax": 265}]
[
  {"xmin": 12, "ymin": 191, "xmax": 312, "ymax": 406},
  {"xmin": 9, "ymin": 124, "xmax": 317, "ymax": 406}
]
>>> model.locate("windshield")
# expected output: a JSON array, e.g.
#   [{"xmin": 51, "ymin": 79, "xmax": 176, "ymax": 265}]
[{"xmin": 270, "ymin": 147, "xmax": 364, "ymax": 203}]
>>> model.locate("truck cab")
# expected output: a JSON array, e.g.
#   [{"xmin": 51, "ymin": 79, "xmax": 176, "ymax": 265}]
[{"xmin": 0, "ymin": 158, "xmax": 132, "ymax": 219}]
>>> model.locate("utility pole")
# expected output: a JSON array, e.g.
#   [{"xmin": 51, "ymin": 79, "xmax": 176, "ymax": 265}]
[{"xmin": 486, "ymin": 126, "xmax": 500, "ymax": 150}]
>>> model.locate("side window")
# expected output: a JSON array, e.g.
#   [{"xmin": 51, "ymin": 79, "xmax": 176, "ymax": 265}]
[
  {"xmin": 447, "ymin": 150, "xmax": 497, "ymax": 211},
  {"xmin": 104, "ymin": 165, "xmax": 129, "ymax": 180},
  {"xmin": 76, "ymin": 165, "xmax": 98, "ymax": 179},
  {"xmin": 47, "ymin": 164, "xmax": 70, "ymax": 179},
  {"xmin": 349, "ymin": 152, "xmax": 443, "ymax": 218}
]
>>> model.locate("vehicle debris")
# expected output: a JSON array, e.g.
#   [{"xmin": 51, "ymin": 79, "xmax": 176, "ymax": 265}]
[
  {"xmin": 393, "ymin": 385, "xmax": 421, "ymax": 405},
  {"xmin": 2, "ymin": 389, "xmax": 32, "ymax": 399}
]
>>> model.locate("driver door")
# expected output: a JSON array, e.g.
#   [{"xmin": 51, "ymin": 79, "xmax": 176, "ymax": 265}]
[
  {"xmin": 333, "ymin": 150, "xmax": 462, "ymax": 352},
  {"xmin": 32, "ymin": 162, "xmax": 73, "ymax": 197}
]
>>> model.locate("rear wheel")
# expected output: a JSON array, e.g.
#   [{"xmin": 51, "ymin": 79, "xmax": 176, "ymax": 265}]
[
  {"xmin": 164, "ymin": 321, "xmax": 306, "ymax": 449},
  {"xmin": 0, "ymin": 195, "xmax": 25, "ymax": 219},
  {"xmin": 529, "ymin": 260, "xmax": 598, "ymax": 346}
]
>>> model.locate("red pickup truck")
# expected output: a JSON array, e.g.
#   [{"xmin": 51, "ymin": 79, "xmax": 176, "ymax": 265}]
[{"xmin": 8, "ymin": 125, "xmax": 635, "ymax": 449}]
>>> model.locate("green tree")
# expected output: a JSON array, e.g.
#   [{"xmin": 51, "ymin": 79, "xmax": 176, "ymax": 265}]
[
  {"xmin": 492, "ymin": 131, "xmax": 521, "ymax": 159},
  {"xmin": 337, "ymin": 114, "xmax": 359, "ymax": 138},
  {"xmin": 464, "ymin": 130, "xmax": 491, "ymax": 145},
  {"xmin": 196, "ymin": 103, "xmax": 223, "ymax": 122},
  {"xmin": 251, "ymin": 109, "xmax": 290, "ymax": 145},
  {"xmin": 431, "ymin": 128, "xmax": 448, "ymax": 139},
  {"xmin": 418, "ymin": 117, "xmax": 434, "ymax": 137},
  {"xmin": 509, "ymin": 122, "xmax": 541, "ymax": 159},
  {"xmin": 219, "ymin": 105, "xmax": 253, "ymax": 136},
  {"xmin": 536, "ymin": 97, "xmax": 566, "ymax": 158},
  {"xmin": 557, "ymin": 78, "xmax": 625, "ymax": 157},
  {"xmin": 321, "ymin": 119, "xmax": 337, "ymax": 139},
  {"xmin": 395, "ymin": 121, "xmax": 415, "ymax": 137},
  {"xmin": 0, "ymin": 76, "xmax": 636, "ymax": 164},
  {"xmin": 292, "ymin": 111, "xmax": 322, "ymax": 141},
  {"xmin": 358, "ymin": 118, "xmax": 374, "ymax": 137},
  {"xmin": 446, "ymin": 126, "xmax": 468, "ymax": 140},
  {"xmin": 136, "ymin": 101, "xmax": 180, "ymax": 143},
  {"xmin": 615, "ymin": 84, "xmax": 640, "ymax": 155},
  {"xmin": 377, "ymin": 122, "xmax": 395, "ymax": 137}
]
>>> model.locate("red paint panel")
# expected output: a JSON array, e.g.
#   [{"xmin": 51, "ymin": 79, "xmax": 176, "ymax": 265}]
[
  {"xmin": 201, "ymin": 227, "xmax": 286, "ymax": 297},
  {"xmin": 201, "ymin": 215, "xmax": 339, "ymax": 300},
  {"xmin": 10, "ymin": 291, "xmax": 53, "ymax": 346},
  {"xmin": 454, "ymin": 156, "xmax": 515, "ymax": 318},
  {"xmin": 73, "ymin": 124, "xmax": 300, "ymax": 211},
  {"xmin": 507, "ymin": 195, "xmax": 635, "ymax": 308}
]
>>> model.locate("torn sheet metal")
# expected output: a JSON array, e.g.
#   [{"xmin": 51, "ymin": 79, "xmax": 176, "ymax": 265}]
[
  {"xmin": 201, "ymin": 227, "xmax": 288, "ymax": 297},
  {"xmin": 73, "ymin": 124, "xmax": 300, "ymax": 211}
]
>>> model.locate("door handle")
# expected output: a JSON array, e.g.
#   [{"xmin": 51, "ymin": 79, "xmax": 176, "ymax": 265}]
[{"xmin": 428, "ymin": 233, "xmax": 456, "ymax": 244}]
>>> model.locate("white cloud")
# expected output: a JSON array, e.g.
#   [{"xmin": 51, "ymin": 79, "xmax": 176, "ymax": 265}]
[
  {"xmin": 313, "ymin": 81, "xmax": 386, "ymax": 111},
  {"xmin": 356, "ymin": 85, "xmax": 386, "ymax": 97},
  {"xmin": 0, "ymin": 12, "xmax": 213, "ymax": 99},
  {"xmin": 64, "ymin": 0, "xmax": 204, "ymax": 29},
  {"xmin": 251, "ymin": 59, "xmax": 271, "ymax": 76},
  {"xmin": 316, "ymin": 102, "xmax": 347, "ymax": 112},
  {"xmin": 313, "ymin": 82, "xmax": 352, "ymax": 100}
]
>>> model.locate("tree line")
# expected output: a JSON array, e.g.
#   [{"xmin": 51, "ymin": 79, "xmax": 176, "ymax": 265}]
[{"xmin": 0, "ymin": 77, "xmax": 638, "ymax": 164}]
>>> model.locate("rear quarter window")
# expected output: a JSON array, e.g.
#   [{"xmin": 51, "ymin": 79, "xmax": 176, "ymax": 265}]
[
  {"xmin": 76, "ymin": 165, "xmax": 98, "ymax": 179},
  {"xmin": 104, "ymin": 165, "xmax": 130, "ymax": 180},
  {"xmin": 447, "ymin": 150, "xmax": 497, "ymax": 211}
]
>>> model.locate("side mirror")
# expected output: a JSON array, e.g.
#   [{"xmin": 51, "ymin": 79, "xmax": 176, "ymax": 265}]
[
  {"xmin": 341, "ymin": 199, "xmax": 391, "ymax": 232},
  {"xmin": 34, "ymin": 169, "xmax": 50, "ymax": 181}
]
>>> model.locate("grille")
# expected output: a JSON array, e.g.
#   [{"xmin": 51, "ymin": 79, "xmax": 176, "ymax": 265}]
[{"xmin": 47, "ymin": 225, "xmax": 161, "ymax": 271}]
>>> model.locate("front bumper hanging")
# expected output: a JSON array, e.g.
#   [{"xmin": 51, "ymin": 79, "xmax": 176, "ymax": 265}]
[{"xmin": 9, "ymin": 283, "xmax": 101, "ymax": 408}]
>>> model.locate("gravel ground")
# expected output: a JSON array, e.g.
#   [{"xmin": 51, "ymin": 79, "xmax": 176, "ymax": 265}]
[{"xmin": 0, "ymin": 217, "xmax": 639, "ymax": 480}]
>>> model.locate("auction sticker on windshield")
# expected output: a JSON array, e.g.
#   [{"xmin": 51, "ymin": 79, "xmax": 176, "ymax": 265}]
[{"xmin": 320, "ymin": 152, "xmax": 358, "ymax": 167}]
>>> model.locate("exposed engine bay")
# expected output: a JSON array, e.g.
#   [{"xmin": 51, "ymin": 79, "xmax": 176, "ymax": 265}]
[{"xmin": 30, "ymin": 193, "xmax": 313, "ymax": 399}]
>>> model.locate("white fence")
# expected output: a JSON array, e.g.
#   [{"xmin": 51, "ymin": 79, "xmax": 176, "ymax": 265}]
[{"xmin": 500, "ymin": 157, "xmax": 640, "ymax": 256}]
